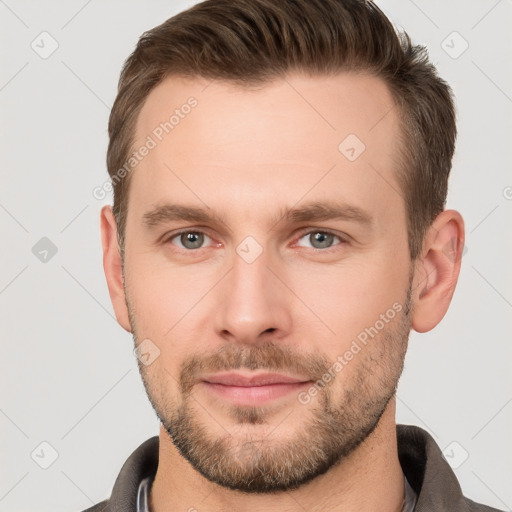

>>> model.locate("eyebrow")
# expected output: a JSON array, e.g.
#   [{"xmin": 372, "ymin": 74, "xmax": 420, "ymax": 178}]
[
  {"xmin": 142, "ymin": 201, "xmax": 373, "ymax": 230},
  {"xmin": 281, "ymin": 202, "xmax": 373, "ymax": 227}
]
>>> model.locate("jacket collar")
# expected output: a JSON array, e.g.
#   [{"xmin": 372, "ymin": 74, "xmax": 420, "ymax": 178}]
[
  {"xmin": 396, "ymin": 424, "xmax": 468, "ymax": 511},
  {"xmin": 105, "ymin": 424, "xmax": 478, "ymax": 511}
]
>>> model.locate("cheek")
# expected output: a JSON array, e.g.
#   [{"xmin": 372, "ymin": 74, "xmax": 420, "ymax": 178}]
[
  {"xmin": 127, "ymin": 255, "xmax": 203, "ymax": 325},
  {"xmin": 126, "ymin": 259, "xmax": 217, "ymax": 363},
  {"xmin": 288, "ymin": 255, "xmax": 407, "ymax": 352}
]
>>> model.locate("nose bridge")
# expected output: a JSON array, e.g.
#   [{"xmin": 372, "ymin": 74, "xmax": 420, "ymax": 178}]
[
  {"xmin": 214, "ymin": 241, "xmax": 290, "ymax": 342},
  {"xmin": 231, "ymin": 248, "xmax": 270, "ymax": 304}
]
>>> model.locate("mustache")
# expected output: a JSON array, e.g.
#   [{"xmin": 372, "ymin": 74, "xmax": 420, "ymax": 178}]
[{"xmin": 179, "ymin": 342, "xmax": 331, "ymax": 395}]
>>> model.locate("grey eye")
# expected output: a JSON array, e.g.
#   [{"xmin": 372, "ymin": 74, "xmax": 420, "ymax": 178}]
[
  {"xmin": 178, "ymin": 232, "xmax": 205, "ymax": 249},
  {"xmin": 310, "ymin": 232, "xmax": 335, "ymax": 249},
  {"xmin": 297, "ymin": 231, "xmax": 341, "ymax": 249}
]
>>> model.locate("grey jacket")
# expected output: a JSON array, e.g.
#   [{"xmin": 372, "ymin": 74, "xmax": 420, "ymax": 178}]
[{"xmin": 82, "ymin": 424, "xmax": 503, "ymax": 512}]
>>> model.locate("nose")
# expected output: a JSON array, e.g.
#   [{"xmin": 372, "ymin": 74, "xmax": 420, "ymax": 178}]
[{"xmin": 213, "ymin": 245, "xmax": 292, "ymax": 345}]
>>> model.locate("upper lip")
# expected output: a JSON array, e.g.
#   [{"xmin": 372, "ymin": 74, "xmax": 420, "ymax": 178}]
[{"xmin": 201, "ymin": 372, "xmax": 311, "ymax": 387}]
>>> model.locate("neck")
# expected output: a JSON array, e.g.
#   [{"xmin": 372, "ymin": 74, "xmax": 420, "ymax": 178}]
[{"xmin": 150, "ymin": 400, "xmax": 404, "ymax": 512}]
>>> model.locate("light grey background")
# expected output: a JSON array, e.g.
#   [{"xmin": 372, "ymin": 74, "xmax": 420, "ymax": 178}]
[{"xmin": 1, "ymin": 1, "xmax": 511, "ymax": 511}]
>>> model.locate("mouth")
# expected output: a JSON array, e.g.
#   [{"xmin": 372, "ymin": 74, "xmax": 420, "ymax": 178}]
[{"xmin": 199, "ymin": 372, "xmax": 312, "ymax": 406}]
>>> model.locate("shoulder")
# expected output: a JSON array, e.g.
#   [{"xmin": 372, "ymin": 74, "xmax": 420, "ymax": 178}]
[
  {"xmin": 465, "ymin": 497, "xmax": 505, "ymax": 512},
  {"xmin": 76, "ymin": 436, "xmax": 159, "ymax": 512},
  {"xmin": 397, "ymin": 424, "xmax": 505, "ymax": 512},
  {"xmin": 79, "ymin": 499, "xmax": 110, "ymax": 512}
]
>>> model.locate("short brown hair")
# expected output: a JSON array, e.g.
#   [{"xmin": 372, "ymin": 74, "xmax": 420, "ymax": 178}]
[{"xmin": 107, "ymin": 0, "xmax": 456, "ymax": 261}]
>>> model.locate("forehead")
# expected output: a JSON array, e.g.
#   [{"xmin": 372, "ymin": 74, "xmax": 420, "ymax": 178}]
[{"xmin": 128, "ymin": 72, "xmax": 403, "ymax": 226}]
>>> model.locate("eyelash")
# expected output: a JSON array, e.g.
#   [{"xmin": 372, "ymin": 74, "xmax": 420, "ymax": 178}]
[{"xmin": 163, "ymin": 228, "xmax": 348, "ymax": 251}]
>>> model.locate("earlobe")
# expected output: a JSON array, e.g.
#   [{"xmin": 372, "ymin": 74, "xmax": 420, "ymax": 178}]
[
  {"xmin": 100, "ymin": 205, "xmax": 132, "ymax": 333},
  {"xmin": 411, "ymin": 209, "xmax": 465, "ymax": 333}
]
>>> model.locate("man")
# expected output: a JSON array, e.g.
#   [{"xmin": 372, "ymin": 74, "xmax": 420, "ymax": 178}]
[{"xmin": 88, "ymin": 0, "xmax": 502, "ymax": 510}]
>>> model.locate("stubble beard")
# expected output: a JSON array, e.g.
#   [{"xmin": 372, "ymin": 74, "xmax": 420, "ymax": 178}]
[{"xmin": 128, "ymin": 284, "xmax": 412, "ymax": 493}]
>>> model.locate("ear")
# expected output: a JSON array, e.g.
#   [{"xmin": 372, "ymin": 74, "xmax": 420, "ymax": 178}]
[
  {"xmin": 411, "ymin": 209, "xmax": 465, "ymax": 333},
  {"xmin": 100, "ymin": 205, "xmax": 132, "ymax": 332}
]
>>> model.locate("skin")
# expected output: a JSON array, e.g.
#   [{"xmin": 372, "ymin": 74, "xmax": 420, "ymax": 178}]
[{"xmin": 101, "ymin": 72, "xmax": 464, "ymax": 511}]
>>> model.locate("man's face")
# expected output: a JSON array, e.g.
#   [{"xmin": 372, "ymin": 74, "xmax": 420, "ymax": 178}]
[{"xmin": 122, "ymin": 73, "xmax": 414, "ymax": 492}]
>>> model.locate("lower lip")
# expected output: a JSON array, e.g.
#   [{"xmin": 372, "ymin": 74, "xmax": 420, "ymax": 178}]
[{"xmin": 201, "ymin": 381, "xmax": 311, "ymax": 406}]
